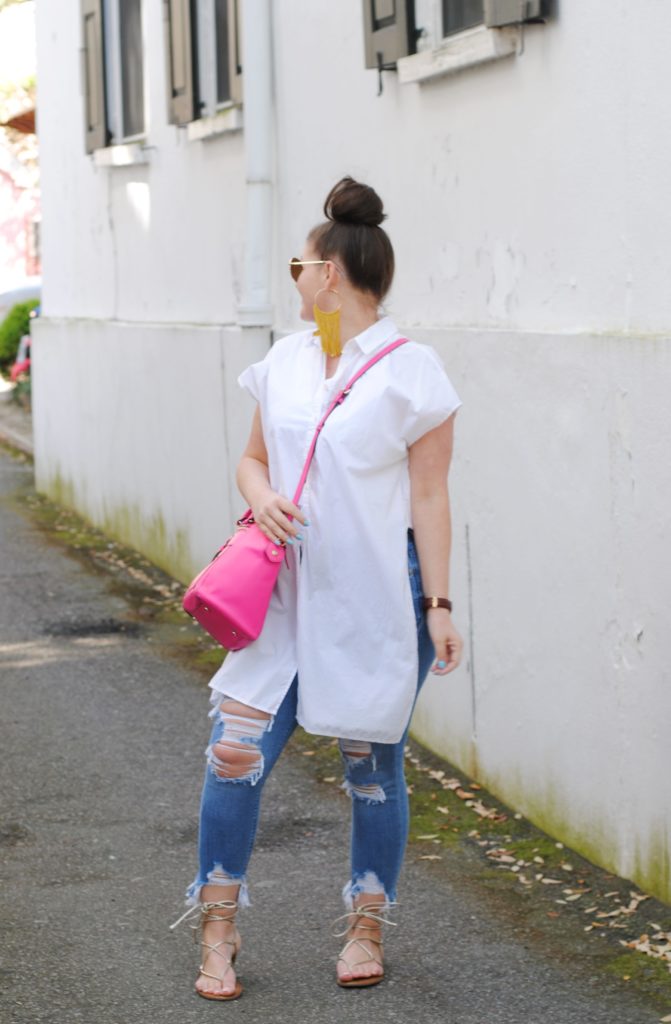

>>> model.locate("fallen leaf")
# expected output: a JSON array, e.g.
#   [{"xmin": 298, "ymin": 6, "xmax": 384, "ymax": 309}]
[
  {"xmin": 436, "ymin": 806, "xmax": 450, "ymax": 815},
  {"xmin": 417, "ymin": 834, "xmax": 439, "ymax": 840},
  {"xmin": 561, "ymin": 863, "xmax": 574, "ymax": 871},
  {"xmin": 469, "ymin": 800, "xmax": 497, "ymax": 818},
  {"xmin": 302, "ymin": 750, "xmax": 316, "ymax": 756},
  {"xmin": 547, "ymin": 911, "xmax": 560, "ymax": 918},
  {"xmin": 456, "ymin": 788, "xmax": 475, "ymax": 799},
  {"xmin": 419, "ymin": 854, "xmax": 442, "ymax": 861},
  {"xmin": 429, "ymin": 769, "xmax": 445, "ymax": 781},
  {"xmin": 541, "ymin": 878, "xmax": 563, "ymax": 885},
  {"xmin": 660, "ymin": 1014, "xmax": 671, "ymax": 1022},
  {"xmin": 323, "ymin": 776, "xmax": 336, "ymax": 783},
  {"xmin": 488, "ymin": 852, "xmax": 516, "ymax": 864}
]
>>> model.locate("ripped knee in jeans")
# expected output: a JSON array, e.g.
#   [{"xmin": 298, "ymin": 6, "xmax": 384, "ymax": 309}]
[
  {"xmin": 339, "ymin": 739, "xmax": 386, "ymax": 805},
  {"xmin": 206, "ymin": 698, "xmax": 272, "ymax": 785}
]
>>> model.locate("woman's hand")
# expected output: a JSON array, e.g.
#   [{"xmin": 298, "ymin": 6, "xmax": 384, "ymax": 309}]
[
  {"xmin": 427, "ymin": 608, "xmax": 463, "ymax": 675},
  {"xmin": 251, "ymin": 488, "xmax": 308, "ymax": 546}
]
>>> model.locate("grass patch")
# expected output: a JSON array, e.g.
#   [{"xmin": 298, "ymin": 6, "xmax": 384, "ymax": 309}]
[{"xmin": 604, "ymin": 951, "xmax": 671, "ymax": 1012}]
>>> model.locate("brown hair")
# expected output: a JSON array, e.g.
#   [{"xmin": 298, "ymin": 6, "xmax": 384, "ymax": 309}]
[{"xmin": 308, "ymin": 177, "xmax": 395, "ymax": 301}]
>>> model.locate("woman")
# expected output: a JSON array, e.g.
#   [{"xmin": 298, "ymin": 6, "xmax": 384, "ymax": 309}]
[{"xmin": 176, "ymin": 177, "xmax": 463, "ymax": 999}]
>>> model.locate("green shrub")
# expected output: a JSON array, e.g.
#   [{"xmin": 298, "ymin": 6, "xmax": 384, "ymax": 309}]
[{"xmin": 0, "ymin": 299, "xmax": 39, "ymax": 370}]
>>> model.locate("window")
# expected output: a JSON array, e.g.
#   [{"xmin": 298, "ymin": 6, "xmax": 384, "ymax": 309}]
[
  {"xmin": 442, "ymin": 0, "xmax": 484, "ymax": 37},
  {"xmin": 118, "ymin": 0, "xmax": 145, "ymax": 137},
  {"xmin": 166, "ymin": 0, "xmax": 242, "ymax": 126},
  {"xmin": 81, "ymin": 0, "xmax": 146, "ymax": 151},
  {"xmin": 362, "ymin": 0, "xmax": 544, "ymax": 68},
  {"xmin": 103, "ymin": 0, "xmax": 146, "ymax": 141},
  {"xmin": 214, "ymin": 0, "xmax": 232, "ymax": 104}
]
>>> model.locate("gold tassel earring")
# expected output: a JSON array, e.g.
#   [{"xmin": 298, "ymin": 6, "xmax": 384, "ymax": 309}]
[{"xmin": 313, "ymin": 288, "xmax": 342, "ymax": 357}]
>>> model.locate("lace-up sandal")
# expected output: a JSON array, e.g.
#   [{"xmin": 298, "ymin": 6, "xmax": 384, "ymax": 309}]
[
  {"xmin": 170, "ymin": 898, "xmax": 243, "ymax": 1001},
  {"xmin": 333, "ymin": 902, "xmax": 397, "ymax": 988}
]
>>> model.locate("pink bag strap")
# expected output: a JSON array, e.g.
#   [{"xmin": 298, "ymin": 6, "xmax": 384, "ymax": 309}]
[{"xmin": 291, "ymin": 337, "xmax": 410, "ymax": 506}]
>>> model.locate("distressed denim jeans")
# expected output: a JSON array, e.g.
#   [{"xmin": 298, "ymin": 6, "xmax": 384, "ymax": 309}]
[{"xmin": 186, "ymin": 531, "xmax": 435, "ymax": 909}]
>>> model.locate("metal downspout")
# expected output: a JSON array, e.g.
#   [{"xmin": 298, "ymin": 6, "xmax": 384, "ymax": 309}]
[{"xmin": 237, "ymin": 0, "xmax": 273, "ymax": 327}]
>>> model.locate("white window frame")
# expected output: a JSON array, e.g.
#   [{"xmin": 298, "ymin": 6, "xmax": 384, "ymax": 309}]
[{"xmin": 102, "ymin": 0, "xmax": 147, "ymax": 144}]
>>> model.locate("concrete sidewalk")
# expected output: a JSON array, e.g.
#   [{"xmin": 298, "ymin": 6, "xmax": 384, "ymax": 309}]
[
  {"xmin": 0, "ymin": 392, "xmax": 32, "ymax": 457},
  {"xmin": 0, "ymin": 446, "xmax": 664, "ymax": 1024}
]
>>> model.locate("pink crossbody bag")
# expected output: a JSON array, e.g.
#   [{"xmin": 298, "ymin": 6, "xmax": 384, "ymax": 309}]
[{"xmin": 183, "ymin": 338, "xmax": 410, "ymax": 650}]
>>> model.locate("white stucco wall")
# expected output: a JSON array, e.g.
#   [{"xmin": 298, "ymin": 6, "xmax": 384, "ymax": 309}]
[
  {"xmin": 33, "ymin": 0, "xmax": 671, "ymax": 902},
  {"xmin": 411, "ymin": 327, "xmax": 671, "ymax": 898},
  {"xmin": 31, "ymin": 318, "xmax": 267, "ymax": 579}
]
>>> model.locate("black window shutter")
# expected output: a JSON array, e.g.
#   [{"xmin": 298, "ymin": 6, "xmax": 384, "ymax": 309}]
[
  {"xmin": 81, "ymin": 0, "xmax": 108, "ymax": 153},
  {"xmin": 484, "ymin": 0, "xmax": 542, "ymax": 27},
  {"xmin": 166, "ymin": 0, "xmax": 196, "ymax": 125},
  {"xmin": 362, "ymin": 0, "xmax": 415, "ymax": 70}
]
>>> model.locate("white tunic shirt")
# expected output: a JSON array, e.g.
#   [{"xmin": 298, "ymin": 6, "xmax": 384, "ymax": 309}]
[{"xmin": 209, "ymin": 317, "xmax": 462, "ymax": 743}]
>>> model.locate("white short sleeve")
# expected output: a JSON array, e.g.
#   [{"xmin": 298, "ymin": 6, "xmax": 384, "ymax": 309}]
[
  {"xmin": 238, "ymin": 354, "xmax": 269, "ymax": 403},
  {"xmin": 400, "ymin": 346, "xmax": 462, "ymax": 446}
]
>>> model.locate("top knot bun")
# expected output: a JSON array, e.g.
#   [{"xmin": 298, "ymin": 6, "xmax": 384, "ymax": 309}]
[
  {"xmin": 324, "ymin": 176, "xmax": 386, "ymax": 228},
  {"xmin": 309, "ymin": 177, "xmax": 394, "ymax": 299}
]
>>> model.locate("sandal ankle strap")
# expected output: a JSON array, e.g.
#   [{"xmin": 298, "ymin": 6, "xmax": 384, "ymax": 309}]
[
  {"xmin": 332, "ymin": 901, "xmax": 398, "ymax": 938},
  {"xmin": 170, "ymin": 898, "xmax": 239, "ymax": 931}
]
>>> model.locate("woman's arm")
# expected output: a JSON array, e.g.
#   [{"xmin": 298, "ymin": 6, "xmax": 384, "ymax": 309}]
[
  {"xmin": 408, "ymin": 414, "xmax": 463, "ymax": 675},
  {"xmin": 236, "ymin": 406, "xmax": 306, "ymax": 545}
]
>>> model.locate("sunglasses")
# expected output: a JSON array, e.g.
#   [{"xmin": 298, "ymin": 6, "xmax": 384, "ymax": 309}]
[{"xmin": 289, "ymin": 258, "xmax": 329, "ymax": 282}]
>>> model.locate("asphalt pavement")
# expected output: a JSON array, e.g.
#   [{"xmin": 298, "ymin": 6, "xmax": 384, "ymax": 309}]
[{"xmin": 0, "ymin": 445, "xmax": 664, "ymax": 1024}]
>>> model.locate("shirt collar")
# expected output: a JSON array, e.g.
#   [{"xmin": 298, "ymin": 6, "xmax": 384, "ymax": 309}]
[
  {"xmin": 309, "ymin": 316, "xmax": 398, "ymax": 355},
  {"xmin": 352, "ymin": 316, "xmax": 398, "ymax": 354}
]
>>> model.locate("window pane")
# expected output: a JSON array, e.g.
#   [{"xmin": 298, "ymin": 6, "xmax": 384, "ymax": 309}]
[
  {"xmin": 215, "ymin": 0, "xmax": 231, "ymax": 104},
  {"xmin": 119, "ymin": 0, "xmax": 145, "ymax": 136},
  {"xmin": 442, "ymin": 0, "xmax": 484, "ymax": 36}
]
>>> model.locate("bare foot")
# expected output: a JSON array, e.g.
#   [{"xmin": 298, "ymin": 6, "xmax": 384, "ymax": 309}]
[{"xmin": 195, "ymin": 915, "xmax": 241, "ymax": 999}]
